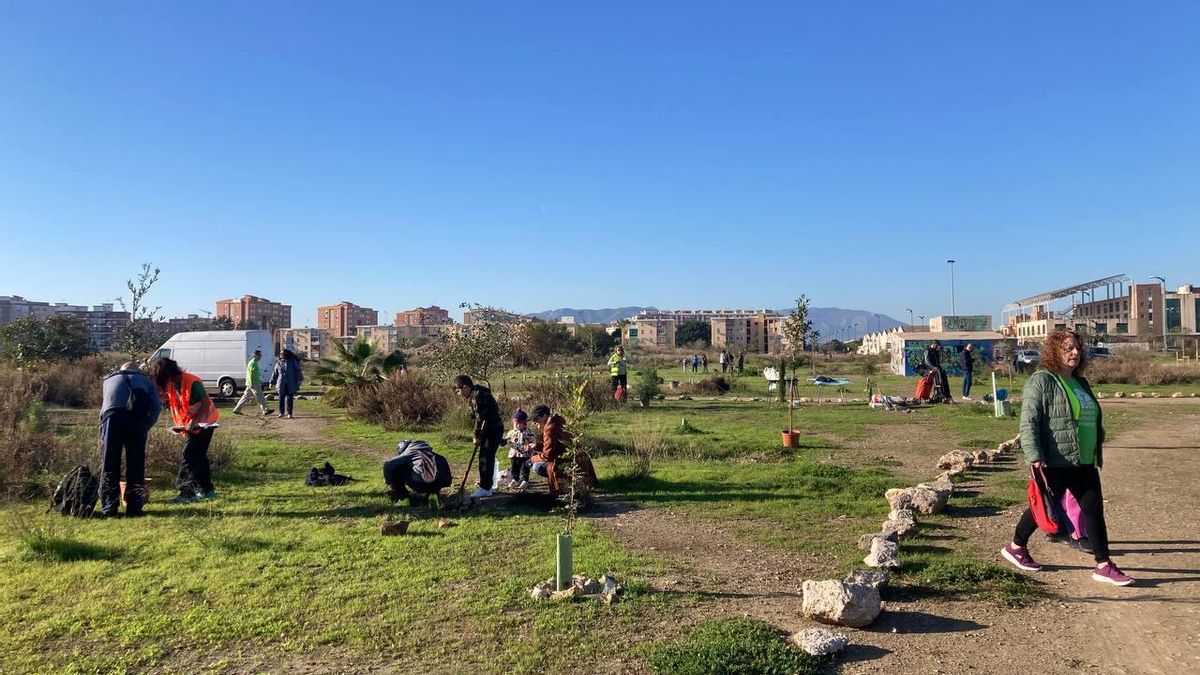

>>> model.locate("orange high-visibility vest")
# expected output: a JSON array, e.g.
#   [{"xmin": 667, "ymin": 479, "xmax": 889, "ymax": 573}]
[{"xmin": 167, "ymin": 371, "xmax": 219, "ymax": 429}]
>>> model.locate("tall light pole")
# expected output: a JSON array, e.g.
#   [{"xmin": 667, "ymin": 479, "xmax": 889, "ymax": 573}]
[
  {"xmin": 947, "ymin": 259, "xmax": 957, "ymax": 315},
  {"xmin": 873, "ymin": 313, "xmax": 880, "ymax": 333},
  {"xmin": 1151, "ymin": 275, "xmax": 1167, "ymax": 350},
  {"xmin": 906, "ymin": 308, "xmax": 914, "ymax": 328}
]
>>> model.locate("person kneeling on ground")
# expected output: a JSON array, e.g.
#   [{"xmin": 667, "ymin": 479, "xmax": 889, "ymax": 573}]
[
  {"xmin": 529, "ymin": 404, "xmax": 598, "ymax": 495},
  {"xmin": 383, "ymin": 440, "xmax": 452, "ymax": 505}
]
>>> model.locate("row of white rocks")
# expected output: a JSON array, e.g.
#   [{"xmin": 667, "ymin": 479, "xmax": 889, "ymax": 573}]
[
  {"xmin": 789, "ymin": 434, "xmax": 1022, "ymax": 657},
  {"xmin": 1100, "ymin": 391, "xmax": 1198, "ymax": 399}
]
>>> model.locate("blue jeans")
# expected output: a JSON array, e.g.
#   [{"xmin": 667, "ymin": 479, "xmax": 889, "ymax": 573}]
[
  {"xmin": 532, "ymin": 461, "xmax": 549, "ymax": 478},
  {"xmin": 962, "ymin": 371, "xmax": 973, "ymax": 397}
]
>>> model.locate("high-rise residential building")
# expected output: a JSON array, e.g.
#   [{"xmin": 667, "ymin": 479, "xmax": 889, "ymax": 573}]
[
  {"xmin": 394, "ymin": 305, "xmax": 452, "ymax": 327},
  {"xmin": 214, "ymin": 295, "xmax": 292, "ymax": 331},
  {"xmin": 85, "ymin": 303, "xmax": 132, "ymax": 352},
  {"xmin": 277, "ymin": 327, "xmax": 329, "ymax": 360},
  {"xmin": 0, "ymin": 296, "xmax": 131, "ymax": 351},
  {"xmin": 621, "ymin": 318, "xmax": 676, "ymax": 349},
  {"xmin": 707, "ymin": 312, "xmax": 784, "ymax": 353},
  {"xmin": 317, "ymin": 301, "xmax": 378, "ymax": 338}
]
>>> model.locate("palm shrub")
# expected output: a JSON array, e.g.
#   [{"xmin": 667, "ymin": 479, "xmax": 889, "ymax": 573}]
[{"xmin": 315, "ymin": 337, "xmax": 406, "ymax": 398}]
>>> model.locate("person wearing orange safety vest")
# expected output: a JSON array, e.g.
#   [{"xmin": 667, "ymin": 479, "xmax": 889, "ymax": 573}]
[{"xmin": 149, "ymin": 357, "xmax": 220, "ymax": 504}]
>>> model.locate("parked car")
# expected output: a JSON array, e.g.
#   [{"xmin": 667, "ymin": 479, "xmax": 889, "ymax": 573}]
[
  {"xmin": 1016, "ymin": 349, "xmax": 1041, "ymax": 366},
  {"xmin": 147, "ymin": 330, "xmax": 276, "ymax": 397},
  {"xmin": 1088, "ymin": 346, "xmax": 1114, "ymax": 359}
]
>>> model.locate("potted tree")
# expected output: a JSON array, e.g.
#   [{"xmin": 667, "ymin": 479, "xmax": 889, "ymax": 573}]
[{"xmin": 779, "ymin": 295, "xmax": 816, "ymax": 448}]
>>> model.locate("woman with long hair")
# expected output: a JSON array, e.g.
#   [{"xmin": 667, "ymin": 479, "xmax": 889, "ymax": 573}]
[
  {"xmin": 1000, "ymin": 330, "xmax": 1132, "ymax": 586},
  {"xmin": 149, "ymin": 357, "xmax": 220, "ymax": 503}
]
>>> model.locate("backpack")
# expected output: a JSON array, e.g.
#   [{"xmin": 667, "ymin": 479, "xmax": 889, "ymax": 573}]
[
  {"xmin": 49, "ymin": 465, "xmax": 99, "ymax": 517},
  {"xmin": 124, "ymin": 374, "xmax": 154, "ymax": 418}
]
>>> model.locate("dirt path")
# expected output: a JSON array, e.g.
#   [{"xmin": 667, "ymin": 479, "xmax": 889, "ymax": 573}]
[{"xmin": 589, "ymin": 402, "xmax": 1200, "ymax": 674}]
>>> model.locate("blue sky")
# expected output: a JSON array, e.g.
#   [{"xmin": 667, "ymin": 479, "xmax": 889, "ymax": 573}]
[{"xmin": 2, "ymin": 2, "xmax": 1198, "ymax": 326}]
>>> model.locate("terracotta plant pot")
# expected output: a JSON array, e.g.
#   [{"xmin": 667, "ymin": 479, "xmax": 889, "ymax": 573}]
[
  {"xmin": 780, "ymin": 429, "xmax": 801, "ymax": 448},
  {"xmin": 119, "ymin": 479, "xmax": 152, "ymax": 507}
]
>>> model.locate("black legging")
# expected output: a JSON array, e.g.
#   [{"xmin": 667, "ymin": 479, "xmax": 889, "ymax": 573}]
[
  {"xmin": 178, "ymin": 427, "xmax": 215, "ymax": 495},
  {"xmin": 1014, "ymin": 465, "xmax": 1110, "ymax": 562}
]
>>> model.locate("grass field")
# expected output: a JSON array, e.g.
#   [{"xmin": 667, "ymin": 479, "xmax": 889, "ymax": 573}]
[{"xmin": 0, "ymin": 372, "xmax": 1171, "ymax": 673}]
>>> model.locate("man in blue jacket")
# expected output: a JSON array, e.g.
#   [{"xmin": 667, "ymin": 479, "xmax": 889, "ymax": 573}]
[{"xmin": 99, "ymin": 362, "xmax": 161, "ymax": 517}]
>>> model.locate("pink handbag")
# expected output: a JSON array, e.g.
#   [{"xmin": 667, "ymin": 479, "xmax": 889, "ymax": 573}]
[{"xmin": 1062, "ymin": 490, "xmax": 1087, "ymax": 539}]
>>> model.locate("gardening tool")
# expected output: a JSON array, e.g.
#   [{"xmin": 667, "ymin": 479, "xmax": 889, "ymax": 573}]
[{"xmin": 457, "ymin": 440, "xmax": 480, "ymax": 494}]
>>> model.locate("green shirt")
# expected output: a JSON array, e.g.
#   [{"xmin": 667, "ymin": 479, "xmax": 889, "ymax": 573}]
[
  {"xmin": 247, "ymin": 358, "xmax": 261, "ymax": 387},
  {"xmin": 1057, "ymin": 374, "xmax": 1098, "ymax": 465}
]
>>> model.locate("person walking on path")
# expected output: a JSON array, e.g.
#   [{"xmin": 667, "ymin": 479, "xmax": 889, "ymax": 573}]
[
  {"xmin": 149, "ymin": 357, "xmax": 220, "ymax": 504},
  {"xmin": 270, "ymin": 349, "xmax": 303, "ymax": 418},
  {"xmin": 454, "ymin": 375, "xmax": 504, "ymax": 498},
  {"xmin": 97, "ymin": 362, "xmax": 160, "ymax": 517},
  {"xmin": 1000, "ymin": 330, "xmax": 1133, "ymax": 586},
  {"xmin": 608, "ymin": 346, "xmax": 629, "ymax": 392},
  {"xmin": 233, "ymin": 349, "xmax": 270, "ymax": 416},
  {"xmin": 959, "ymin": 343, "xmax": 975, "ymax": 400}
]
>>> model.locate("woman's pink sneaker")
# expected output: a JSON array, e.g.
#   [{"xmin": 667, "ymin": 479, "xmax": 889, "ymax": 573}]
[
  {"xmin": 1001, "ymin": 544, "xmax": 1041, "ymax": 571},
  {"xmin": 1092, "ymin": 562, "xmax": 1134, "ymax": 586}
]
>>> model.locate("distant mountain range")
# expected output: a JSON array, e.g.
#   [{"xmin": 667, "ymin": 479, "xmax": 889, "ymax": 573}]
[{"xmin": 527, "ymin": 306, "xmax": 901, "ymax": 341}]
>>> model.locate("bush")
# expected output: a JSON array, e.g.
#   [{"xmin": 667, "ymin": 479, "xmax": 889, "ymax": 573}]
[
  {"xmin": 693, "ymin": 375, "xmax": 731, "ymax": 395},
  {"xmin": 344, "ymin": 375, "xmax": 453, "ymax": 431},
  {"xmin": 0, "ymin": 364, "xmax": 236, "ymax": 499},
  {"xmin": 1085, "ymin": 352, "xmax": 1200, "ymax": 386},
  {"xmin": 521, "ymin": 376, "xmax": 617, "ymax": 413},
  {"xmin": 643, "ymin": 618, "xmax": 819, "ymax": 675},
  {"xmin": 39, "ymin": 355, "xmax": 110, "ymax": 408}
]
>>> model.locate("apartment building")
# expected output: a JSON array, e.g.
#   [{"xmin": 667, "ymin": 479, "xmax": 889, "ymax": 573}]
[
  {"xmin": 214, "ymin": 295, "xmax": 292, "ymax": 331},
  {"xmin": 622, "ymin": 318, "xmax": 676, "ymax": 349},
  {"xmin": 317, "ymin": 301, "xmax": 378, "ymax": 338},
  {"xmin": 0, "ymin": 296, "xmax": 130, "ymax": 351},
  {"xmin": 277, "ymin": 327, "xmax": 328, "ymax": 360},
  {"xmin": 395, "ymin": 305, "xmax": 452, "ymax": 327},
  {"xmin": 710, "ymin": 313, "xmax": 784, "ymax": 353}
]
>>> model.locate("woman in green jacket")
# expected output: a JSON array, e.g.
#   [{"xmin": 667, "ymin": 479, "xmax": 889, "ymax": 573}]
[{"xmin": 1000, "ymin": 330, "xmax": 1133, "ymax": 586}]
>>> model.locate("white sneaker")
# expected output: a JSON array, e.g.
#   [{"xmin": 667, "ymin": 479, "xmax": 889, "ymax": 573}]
[
  {"xmin": 469, "ymin": 487, "xmax": 493, "ymax": 499},
  {"xmin": 516, "ymin": 481, "xmax": 529, "ymax": 491},
  {"xmin": 962, "ymin": 395, "xmax": 973, "ymax": 401}
]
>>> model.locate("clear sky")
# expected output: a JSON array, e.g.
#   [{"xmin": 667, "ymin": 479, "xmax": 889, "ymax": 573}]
[{"xmin": 2, "ymin": 2, "xmax": 1198, "ymax": 326}]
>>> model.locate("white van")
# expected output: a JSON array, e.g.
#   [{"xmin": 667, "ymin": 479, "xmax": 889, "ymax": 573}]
[{"xmin": 148, "ymin": 330, "xmax": 276, "ymax": 397}]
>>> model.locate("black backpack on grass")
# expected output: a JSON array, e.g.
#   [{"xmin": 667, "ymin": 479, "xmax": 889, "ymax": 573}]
[{"xmin": 49, "ymin": 465, "xmax": 99, "ymax": 517}]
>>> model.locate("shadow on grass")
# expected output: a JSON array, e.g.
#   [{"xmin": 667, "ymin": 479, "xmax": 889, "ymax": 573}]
[{"xmin": 20, "ymin": 536, "xmax": 123, "ymax": 563}]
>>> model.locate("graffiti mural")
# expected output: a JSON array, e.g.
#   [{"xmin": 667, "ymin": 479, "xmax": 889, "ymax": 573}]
[{"xmin": 890, "ymin": 339, "xmax": 1000, "ymax": 376}]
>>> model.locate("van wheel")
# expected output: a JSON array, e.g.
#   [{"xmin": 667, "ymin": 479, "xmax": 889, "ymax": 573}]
[{"xmin": 218, "ymin": 378, "xmax": 237, "ymax": 398}]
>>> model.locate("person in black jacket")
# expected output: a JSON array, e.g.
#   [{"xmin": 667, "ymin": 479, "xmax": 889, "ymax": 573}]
[
  {"xmin": 960, "ymin": 343, "xmax": 975, "ymax": 400},
  {"xmin": 98, "ymin": 362, "xmax": 161, "ymax": 517},
  {"xmin": 453, "ymin": 374, "xmax": 504, "ymax": 498},
  {"xmin": 924, "ymin": 340, "xmax": 953, "ymax": 403}
]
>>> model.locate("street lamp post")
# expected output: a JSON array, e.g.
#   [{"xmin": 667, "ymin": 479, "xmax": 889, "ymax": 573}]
[
  {"xmin": 947, "ymin": 259, "xmax": 957, "ymax": 315},
  {"xmin": 1151, "ymin": 275, "xmax": 1167, "ymax": 350},
  {"xmin": 906, "ymin": 308, "xmax": 914, "ymax": 328}
]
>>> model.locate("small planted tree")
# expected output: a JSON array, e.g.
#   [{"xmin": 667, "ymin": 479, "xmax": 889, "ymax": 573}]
[
  {"xmin": 112, "ymin": 262, "xmax": 166, "ymax": 360},
  {"xmin": 631, "ymin": 368, "xmax": 663, "ymax": 407},
  {"xmin": 779, "ymin": 295, "xmax": 818, "ymax": 445}
]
